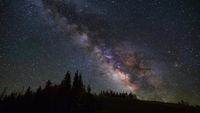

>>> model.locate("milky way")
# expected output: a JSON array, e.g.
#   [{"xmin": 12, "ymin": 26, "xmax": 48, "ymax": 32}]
[
  {"xmin": 42, "ymin": 0, "xmax": 163, "ymax": 94},
  {"xmin": 0, "ymin": 0, "xmax": 200, "ymax": 105}
]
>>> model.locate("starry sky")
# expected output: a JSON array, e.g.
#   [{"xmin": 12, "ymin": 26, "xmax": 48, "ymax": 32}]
[{"xmin": 0, "ymin": 0, "xmax": 200, "ymax": 105}]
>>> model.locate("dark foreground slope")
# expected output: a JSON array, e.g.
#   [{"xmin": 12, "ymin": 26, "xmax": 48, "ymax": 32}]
[
  {"xmin": 0, "ymin": 72, "xmax": 200, "ymax": 113},
  {"xmin": 95, "ymin": 96, "xmax": 200, "ymax": 113}
]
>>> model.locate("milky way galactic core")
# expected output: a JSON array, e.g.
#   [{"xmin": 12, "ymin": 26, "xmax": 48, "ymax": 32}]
[{"xmin": 0, "ymin": 0, "xmax": 199, "ymax": 105}]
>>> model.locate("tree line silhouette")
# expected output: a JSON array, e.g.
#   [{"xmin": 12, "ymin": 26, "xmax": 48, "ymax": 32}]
[
  {"xmin": 0, "ymin": 71, "xmax": 94, "ymax": 113},
  {"xmin": 0, "ymin": 71, "xmax": 200, "ymax": 113}
]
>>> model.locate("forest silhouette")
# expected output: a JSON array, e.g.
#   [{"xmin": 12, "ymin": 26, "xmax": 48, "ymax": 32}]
[{"xmin": 0, "ymin": 71, "xmax": 200, "ymax": 113}]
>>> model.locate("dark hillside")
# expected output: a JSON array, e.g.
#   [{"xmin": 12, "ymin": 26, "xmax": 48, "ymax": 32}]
[{"xmin": 0, "ymin": 72, "xmax": 199, "ymax": 113}]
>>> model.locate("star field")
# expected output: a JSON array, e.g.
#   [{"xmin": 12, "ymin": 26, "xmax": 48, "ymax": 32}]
[{"xmin": 0, "ymin": 0, "xmax": 200, "ymax": 105}]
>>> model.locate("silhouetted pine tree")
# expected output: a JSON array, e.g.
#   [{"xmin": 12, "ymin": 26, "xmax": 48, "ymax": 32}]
[
  {"xmin": 72, "ymin": 71, "xmax": 85, "ymax": 95},
  {"xmin": 87, "ymin": 85, "xmax": 91, "ymax": 95},
  {"xmin": 71, "ymin": 71, "xmax": 88, "ymax": 113},
  {"xmin": 45, "ymin": 80, "xmax": 52, "ymax": 88},
  {"xmin": 24, "ymin": 86, "xmax": 32, "ymax": 97},
  {"xmin": 78, "ymin": 73, "xmax": 86, "ymax": 94},
  {"xmin": 72, "ymin": 71, "xmax": 79, "ymax": 91},
  {"xmin": 36, "ymin": 86, "xmax": 42, "ymax": 94},
  {"xmin": 61, "ymin": 71, "xmax": 71, "ymax": 90}
]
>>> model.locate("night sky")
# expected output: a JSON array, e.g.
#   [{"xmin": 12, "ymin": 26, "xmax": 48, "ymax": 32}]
[{"xmin": 0, "ymin": 0, "xmax": 200, "ymax": 105}]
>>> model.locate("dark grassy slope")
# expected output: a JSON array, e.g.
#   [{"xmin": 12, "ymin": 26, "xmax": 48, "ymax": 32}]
[
  {"xmin": 0, "ymin": 72, "xmax": 200, "ymax": 113},
  {"xmin": 95, "ymin": 96, "xmax": 200, "ymax": 113}
]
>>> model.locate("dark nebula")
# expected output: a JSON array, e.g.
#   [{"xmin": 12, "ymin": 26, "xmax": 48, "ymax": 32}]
[{"xmin": 0, "ymin": 0, "xmax": 200, "ymax": 105}]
